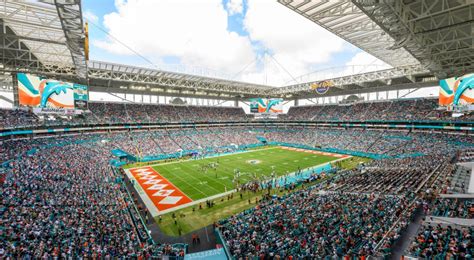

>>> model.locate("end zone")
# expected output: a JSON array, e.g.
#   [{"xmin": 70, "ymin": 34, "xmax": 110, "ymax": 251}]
[
  {"xmin": 125, "ymin": 147, "xmax": 353, "ymax": 216},
  {"xmin": 125, "ymin": 166, "xmax": 193, "ymax": 216}
]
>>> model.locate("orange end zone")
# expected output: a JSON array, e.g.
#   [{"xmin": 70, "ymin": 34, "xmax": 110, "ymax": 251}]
[{"xmin": 129, "ymin": 166, "xmax": 193, "ymax": 211}]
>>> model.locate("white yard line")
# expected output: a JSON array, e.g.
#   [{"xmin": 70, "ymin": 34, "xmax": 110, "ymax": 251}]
[
  {"xmin": 126, "ymin": 147, "xmax": 352, "ymax": 216},
  {"xmin": 166, "ymin": 167, "xmax": 221, "ymax": 195},
  {"xmin": 154, "ymin": 189, "xmax": 237, "ymax": 216},
  {"xmin": 171, "ymin": 173, "xmax": 209, "ymax": 196},
  {"xmin": 155, "ymin": 156, "xmax": 353, "ymax": 216},
  {"xmin": 134, "ymin": 147, "xmax": 279, "ymax": 167},
  {"xmin": 278, "ymin": 156, "xmax": 351, "ymax": 181}
]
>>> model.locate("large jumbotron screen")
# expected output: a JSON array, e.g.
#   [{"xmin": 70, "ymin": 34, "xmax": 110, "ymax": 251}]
[
  {"xmin": 249, "ymin": 98, "xmax": 283, "ymax": 114},
  {"xmin": 439, "ymin": 73, "xmax": 474, "ymax": 109},
  {"xmin": 17, "ymin": 73, "xmax": 89, "ymax": 110}
]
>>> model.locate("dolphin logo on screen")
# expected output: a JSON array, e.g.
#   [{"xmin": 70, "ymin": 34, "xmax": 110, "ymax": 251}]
[
  {"xmin": 266, "ymin": 99, "xmax": 282, "ymax": 113},
  {"xmin": 453, "ymin": 75, "xmax": 474, "ymax": 106},
  {"xmin": 39, "ymin": 81, "xmax": 73, "ymax": 108}
]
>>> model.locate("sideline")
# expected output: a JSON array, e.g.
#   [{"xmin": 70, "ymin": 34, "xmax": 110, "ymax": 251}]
[{"xmin": 125, "ymin": 150, "xmax": 352, "ymax": 216}]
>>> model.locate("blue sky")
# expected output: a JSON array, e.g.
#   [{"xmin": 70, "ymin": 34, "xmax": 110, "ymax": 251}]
[{"xmin": 82, "ymin": 0, "xmax": 388, "ymax": 86}]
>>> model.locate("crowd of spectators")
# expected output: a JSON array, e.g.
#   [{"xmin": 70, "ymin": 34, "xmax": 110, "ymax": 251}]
[
  {"xmin": 424, "ymin": 160, "xmax": 456, "ymax": 194},
  {"xmin": 264, "ymin": 129, "xmax": 396, "ymax": 154},
  {"xmin": 403, "ymin": 187, "xmax": 473, "ymax": 259},
  {"xmin": 0, "ymin": 108, "xmax": 40, "ymax": 129},
  {"xmin": 3, "ymin": 128, "xmax": 466, "ymax": 162},
  {"xmin": 284, "ymin": 98, "xmax": 468, "ymax": 122},
  {"xmin": 6, "ymin": 128, "xmax": 458, "ymax": 161},
  {"xmin": 458, "ymin": 149, "xmax": 474, "ymax": 163},
  {"xmin": 102, "ymin": 128, "xmax": 259, "ymax": 157},
  {"xmin": 1, "ymin": 102, "xmax": 472, "ymax": 259},
  {"xmin": 85, "ymin": 102, "xmax": 250, "ymax": 124},
  {"xmin": 1, "ymin": 97, "xmax": 473, "ymax": 129},
  {"xmin": 263, "ymin": 128, "xmax": 472, "ymax": 157},
  {"xmin": 329, "ymin": 155, "xmax": 443, "ymax": 195},
  {"xmin": 408, "ymin": 225, "xmax": 473, "ymax": 259},
  {"xmin": 405, "ymin": 197, "xmax": 474, "ymax": 258},
  {"xmin": 214, "ymin": 128, "xmax": 472, "ymax": 259},
  {"xmin": 219, "ymin": 190, "xmax": 417, "ymax": 258},
  {"xmin": 429, "ymin": 199, "xmax": 474, "ymax": 219},
  {"xmin": 418, "ymin": 147, "xmax": 474, "ymax": 195},
  {"xmin": 0, "ymin": 103, "xmax": 250, "ymax": 129},
  {"xmin": 0, "ymin": 136, "xmax": 188, "ymax": 258},
  {"xmin": 0, "ymin": 135, "xmax": 188, "ymax": 258},
  {"xmin": 1, "ymin": 134, "xmax": 103, "ymax": 162}
]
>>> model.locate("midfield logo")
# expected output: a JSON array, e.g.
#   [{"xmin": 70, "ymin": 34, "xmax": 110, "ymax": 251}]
[{"xmin": 130, "ymin": 167, "xmax": 193, "ymax": 211}]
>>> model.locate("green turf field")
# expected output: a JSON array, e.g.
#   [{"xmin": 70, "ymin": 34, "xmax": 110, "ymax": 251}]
[
  {"xmin": 156, "ymin": 156, "xmax": 371, "ymax": 236},
  {"xmin": 150, "ymin": 146, "xmax": 339, "ymax": 201}
]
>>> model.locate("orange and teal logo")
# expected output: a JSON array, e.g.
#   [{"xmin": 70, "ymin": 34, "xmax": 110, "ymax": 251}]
[{"xmin": 439, "ymin": 73, "xmax": 474, "ymax": 106}]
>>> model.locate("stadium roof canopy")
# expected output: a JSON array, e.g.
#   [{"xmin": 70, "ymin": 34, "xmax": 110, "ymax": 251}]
[
  {"xmin": 0, "ymin": 0, "xmax": 85, "ymax": 78},
  {"xmin": 276, "ymin": 0, "xmax": 473, "ymax": 93},
  {"xmin": 0, "ymin": 0, "xmax": 472, "ymax": 100},
  {"xmin": 280, "ymin": 0, "xmax": 420, "ymax": 68}
]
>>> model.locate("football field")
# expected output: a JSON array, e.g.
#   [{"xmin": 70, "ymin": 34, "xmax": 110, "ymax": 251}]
[{"xmin": 126, "ymin": 146, "xmax": 348, "ymax": 216}]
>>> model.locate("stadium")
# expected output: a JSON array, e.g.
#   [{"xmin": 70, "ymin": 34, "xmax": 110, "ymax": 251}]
[{"xmin": 0, "ymin": 0, "xmax": 473, "ymax": 259}]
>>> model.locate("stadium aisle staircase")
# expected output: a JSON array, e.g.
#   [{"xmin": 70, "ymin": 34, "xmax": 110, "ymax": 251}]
[
  {"xmin": 450, "ymin": 166, "xmax": 471, "ymax": 193},
  {"xmin": 365, "ymin": 131, "xmax": 386, "ymax": 153},
  {"xmin": 124, "ymin": 103, "xmax": 132, "ymax": 122},
  {"xmin": 150, "ymin": 132, "xmax": 165, "ymax": 154},
  {"xmin": 382, "ymin": 139, "xmax": 411, "ymax": 156},
  {"xmin": 185, "ymin": 131, "xmax": 200, "ymax": 147}
]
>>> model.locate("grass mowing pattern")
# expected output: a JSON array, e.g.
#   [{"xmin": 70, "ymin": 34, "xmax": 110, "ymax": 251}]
[
  {"xmin": 156, "ymin": 157, "xmax": 372, "ymax": 236},
  {"xmin": 151, "ymin": 146, "xmax": 338, "ymax": 201},
  {"xmin": 154, "ymin": 153, "xmax": 370, "ymax": 236}
]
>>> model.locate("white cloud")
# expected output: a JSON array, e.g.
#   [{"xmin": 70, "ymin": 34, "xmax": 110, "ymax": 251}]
[
  {"xmin": 290, "ymin": 52, "xmax": 392, "ymax": 83},
  {"xmin": 83, "ymin": 10, "xmax": 99, "ymax": 23},
  {"xmin": 226, "ymin": 0, "xmax": 243, "ymax": 15},
  {"xmin": 92, "ymin": 0, "xmax": 354, "ymax": 87},
  {"xmin": 94, "ymin": 0, "xmax": 255, "ymax": 74},
  {"xmin": 345, "ymin": 52, "xmax": 391, "ymax": 74},
  {"xmin": 241, "ymin": 0, "xmax": 347, "ymax": 86}
]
